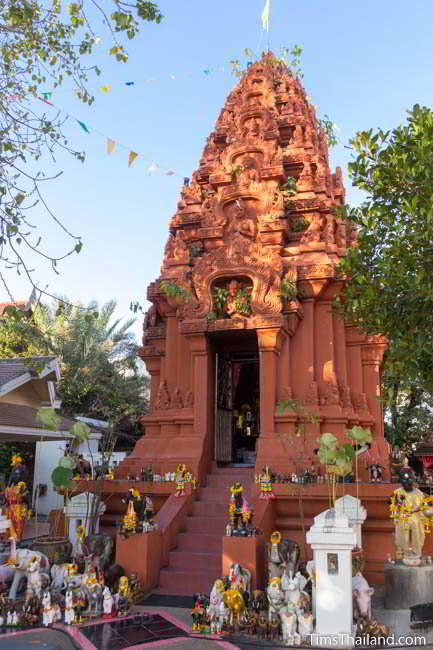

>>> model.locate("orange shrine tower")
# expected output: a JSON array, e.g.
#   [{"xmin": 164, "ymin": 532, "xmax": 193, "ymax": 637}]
[{"xmin": 123, "ymin": 53, "xmax": 389, "ymax": 481}]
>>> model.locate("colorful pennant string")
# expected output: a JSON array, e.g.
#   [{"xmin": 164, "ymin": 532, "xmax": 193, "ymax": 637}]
[
  {"xmin": 106, "ymin": 139, "xmax": 116, "ymax": 154},
  {"xmin": 77, "ymin": 120, "xmax": 90, "ymax": 133},
  {"xmin": 128, "ymin": 151, "xmax": 138, "ymax": 167}
]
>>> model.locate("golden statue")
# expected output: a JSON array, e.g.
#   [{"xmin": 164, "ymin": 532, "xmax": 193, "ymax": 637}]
[{"xmin": 390, "ymin": 469, "xmax": 433, "ymax": 559}]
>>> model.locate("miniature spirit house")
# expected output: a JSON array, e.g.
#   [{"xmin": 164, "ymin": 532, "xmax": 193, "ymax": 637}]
[{"xmin": 121, "ymin": 53, "xmax": 388, "ymax": 481}]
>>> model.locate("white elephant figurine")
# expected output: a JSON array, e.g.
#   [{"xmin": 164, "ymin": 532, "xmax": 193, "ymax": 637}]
[
  {"xmin": 8, "ymin": 549, "xmax": 50, "ymax": 600},
  {"xmin": 281, "ymin": 570, "xmax": 310, "ymax": 613},
  {"xmin": 280, "ymin": 610, "xmax": 297, "ymax": 645},
  {"xmin": 267, "ymin": 577, "xmax": 287, "ymax": 622},
  {"xmin": 298, "ymin": 611, "xmax": 314, "ymax": 641}
]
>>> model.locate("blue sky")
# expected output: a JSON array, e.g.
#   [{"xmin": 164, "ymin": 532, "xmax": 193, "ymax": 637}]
[{"xmin": 5, "ymin": 0, "xmax": 433, "ymax": 341}]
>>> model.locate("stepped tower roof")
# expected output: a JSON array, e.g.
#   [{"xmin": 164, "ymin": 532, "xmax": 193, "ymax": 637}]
[{"xmin": 146, "ymin": 51, "xmax": 350, "ymax": 334}]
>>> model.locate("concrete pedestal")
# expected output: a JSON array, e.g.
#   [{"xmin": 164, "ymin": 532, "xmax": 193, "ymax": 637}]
[
  {"xmin": 115, "ymin": 529, "xmax": 162, "ymax": 591},
  {"xmin": 384, "ymin": 562, "xmax": 433, "ymax": 609},
  {"xmin": 222, "ymin": 535, "xmax": 265, "ymax": 590}
]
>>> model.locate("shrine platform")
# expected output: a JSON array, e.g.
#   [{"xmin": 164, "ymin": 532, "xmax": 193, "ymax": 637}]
[{"xmin": 56, "ymin": 477, "xmax": 433, "ymax": 591}]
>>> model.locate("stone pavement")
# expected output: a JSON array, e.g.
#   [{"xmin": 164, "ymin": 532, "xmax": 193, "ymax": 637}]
[{"xmin": 1, "ymin": 601, "xmax": 433, "ymax": 650}]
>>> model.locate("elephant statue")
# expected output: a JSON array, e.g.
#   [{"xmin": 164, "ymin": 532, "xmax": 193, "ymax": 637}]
[{"xmin": 8, "ymin": 549, "xmax": 50, "ymax": 600}]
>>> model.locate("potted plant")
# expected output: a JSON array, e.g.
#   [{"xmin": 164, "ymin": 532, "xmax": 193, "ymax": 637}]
[
  {"xmin": 160, "ymin": 280, "xmax": 192, "ymax": 309},
  {"xmin": 317, "ymin": 433, "xmax": 356, "ymax": 505},
  {"xmin": 212, "ymin": 286, "xmax": 229, "ymax": 318},
  {"xmin": 279, "ymin": 275, "xmax": 298, "ymax": 302}
]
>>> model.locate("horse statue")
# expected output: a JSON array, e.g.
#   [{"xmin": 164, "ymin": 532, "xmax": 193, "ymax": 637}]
[{"xmin": 228, "ymin": 563, "xmax": 252, "ymax": 600}]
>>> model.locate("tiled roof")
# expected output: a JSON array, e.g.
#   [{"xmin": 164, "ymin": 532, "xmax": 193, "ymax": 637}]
[
  {"xmin": 0, "ymin": 402, "xmax": 75, "ymax": 431},
  {"xmin": 0, "ymin": 356, "xmax": 57, "ymax": 389},
  {"xmin": 0, "ymin": 301, "xmax": 27, "ymax": 316}
]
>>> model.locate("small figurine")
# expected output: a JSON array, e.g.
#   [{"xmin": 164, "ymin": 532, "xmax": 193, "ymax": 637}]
[
  {"xmin": 229, "ymin": 563, "xmax": 251, "ymax": 596},
  {"xmin": 103, "ymin": 585, "xmax": 114, "ymax": 618},
  {"xmin": 228, "ymin": 482, "xmax": 253, "ymax": 531},
  {"xmin": 11, "ymin": 609, "xmax": 19, "ymax": 626},
  {"xmin": 25, "ymin": 554, "xmax": 43, "ymax": 601},
  {"xmin": 42, "ymin": 590, "xmax": 53, "ymax": 626},
  {"xmin": 6, "ymin": 610, "xmax": 12, "ymax": 626},
  {"xmin": 191, "ymin": 597, "xmax": 205, "ymax": 632},
  {"xmin": 116, "ymin": 576, "xmax": 131, "ymax": 617},
  {"xmin": 128, "ymin": 572, "xmax": 143, "ymax": 603},
  {"xmin": 76, "ymin": 523, "xmax": 86, "ymax": 554},
  {"xmin": 174, "ymin": 464, "xmax": 187, "ymax": 497},
  {"xmin": 268, "ymin": 612, "xmax": 281, "ymax": 641},
  {"xmin": 368, "ymin": 463, "xmax": 384, "ymax": 483},
  {"xmin": 226, "ymin": 523, "xmax": 232, "ymax": 537},
  {"xmin": 64, "ymin": 588, "xmax": 75, "ymax": 624},
  {"xmin": 121, "ymin": 499, "xmax": 137, "ymax": 536},
  {"xmin": 256, "ymin": 466, "xmax": 275, "ymax": 500},
  {"xmin": 267, "ymin": 577, "xmax": 287, "ymax": 622},
  {"xmin": 207, "ymin": 578, "xmax": 225, "ymax": 632}
]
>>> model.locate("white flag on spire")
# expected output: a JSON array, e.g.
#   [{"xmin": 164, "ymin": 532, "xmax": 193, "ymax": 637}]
[{"xmin": 261, "ymin": 0, "xmax": 270, "ymax": 31}]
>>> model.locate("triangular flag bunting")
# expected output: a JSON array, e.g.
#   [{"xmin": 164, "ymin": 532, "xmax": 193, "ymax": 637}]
[
  {"xmin": 147, "ymin": 163, "xmax": 159, "ymax": 174},
  {"xmin": 203, "ymin": 69, "xmax": 211, "ymax": 75},
  {"xmin": 42, "ymin": 92, "xmax": 53, "ymax": 100},
  {"xmin": 99, "ymin": 85, "xmax": 112, "ymax": 93},
  {"xmin": 77, "ymin": 120, "xmax": 90, "ymax": 133},
  {"xmin": 106, "ymin": 139, "xmax": 116, "ymax": 154},
  {"xmin": 128, "ymin": 151, "xmax": 138, "ymax": 167},
  {"xmin": 125, "ymin": 81, "xmax": 135, "ymax": 86},
  {"xmin": 165, "ymin": 170, "xmax": 175, "ymax": 176}
]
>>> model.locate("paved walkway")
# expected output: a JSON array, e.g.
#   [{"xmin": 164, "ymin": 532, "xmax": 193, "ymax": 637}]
[{"xmin": 1, "ymin": 602, "xmax": 433, "ymax": 650}]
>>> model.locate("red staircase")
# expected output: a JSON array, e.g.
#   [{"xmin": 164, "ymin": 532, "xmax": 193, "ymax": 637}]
[{"xmin": 154, "ymin": 464, "xmax": 255, "ymax": 596}]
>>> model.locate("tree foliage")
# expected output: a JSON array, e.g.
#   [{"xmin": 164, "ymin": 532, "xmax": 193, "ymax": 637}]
[
  {"xmin": 0, "ymin": 0, "xmax": 162, "ymax": 296},
  {"xmin": 335, "ymin": 105, "xmax": 433, "ymax": 444},
  {"xmin": 0, "ymin": 298, "xmax": 149, "ymax": 444}
]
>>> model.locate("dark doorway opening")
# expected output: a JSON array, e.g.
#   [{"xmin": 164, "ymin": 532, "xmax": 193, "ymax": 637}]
[{"xmin": 212, "ymin": 331, "xmax": 260, "ymax": 466}]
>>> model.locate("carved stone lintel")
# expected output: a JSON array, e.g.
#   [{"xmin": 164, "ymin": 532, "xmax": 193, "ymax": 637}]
[{"xmin": 297, "ymin": 264, "xmax": 334, "ymax": 280}]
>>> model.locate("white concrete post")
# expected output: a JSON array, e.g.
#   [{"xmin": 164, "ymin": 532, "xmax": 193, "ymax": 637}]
[
  {"xmin": 334, "ymin": 495, "xmax": 367, "ymax": 549},
  {"xmin": 307, "ymin": 508, "xmax": 356, "ymax": 643},
  {"xmin": 64, "ymin": 492, "xmax": 106, "ymax": 553}
]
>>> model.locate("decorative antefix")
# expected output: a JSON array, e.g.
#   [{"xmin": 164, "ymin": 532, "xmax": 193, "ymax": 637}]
[
  {"xmin": 64, "ymin": 492, "xmax": 106, "ymax": 553},
  {"xmin": 307, "ymin": 508, "xmax": 356, "ymax": 641}
]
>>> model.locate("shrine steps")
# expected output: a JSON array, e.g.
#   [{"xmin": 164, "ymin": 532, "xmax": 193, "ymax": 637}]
[{"xmin": 152, "ymin": 465, "xmax": 255, "ymax": 596}]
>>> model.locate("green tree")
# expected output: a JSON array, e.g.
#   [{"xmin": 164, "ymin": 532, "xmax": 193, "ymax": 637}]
[
  {"xmin": 0, "ymin": 298, "xmax": 149, "ymax": 444},
  {"xmin": 0, "ymin": 1, "xmax": 162, "ymax": 296},
  {"xmin": 335, "ymin": 104, "xmax": 433, "ymax": 444}
]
